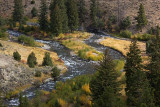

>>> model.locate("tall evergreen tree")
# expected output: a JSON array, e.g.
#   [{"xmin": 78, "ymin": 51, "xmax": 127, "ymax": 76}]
[
  {"xmin": 50, "ymin": 4, "xmax": 62, "ymax": 35},
  {"xmin": 125, "ymin": 40, "xmax": 154, "ymax": 106},
  {"xmin": 39, "ymin": 0, "xmax": 48, "ymax": 31},
  {"xmin": 67, "ymin": 0, "xmax": 79, "ymax": 32},
  {"xmin": 90, "ymin": 0, "xmax": 98, "ymax": 28},
  {"xmin": 50, "ymin": 0, "xmax": 69, "ymax": 33},
  {"xmin": 147, "ymin": 28, "xmax": 160, "ymax": 106},
  {"xmin": 136, "ymin": 4, "xmax": 148, "ymax": 31},
  {"xmin": 90, "ymin": 49, "xmax": 121, "ymax": 106},
  {"xmin": 78, "ymin": 0, "xmax": 86, "ymax": 26},
  {"xmin": 13, "ymin": 0, "xmax": 24, "ymax": 22}
]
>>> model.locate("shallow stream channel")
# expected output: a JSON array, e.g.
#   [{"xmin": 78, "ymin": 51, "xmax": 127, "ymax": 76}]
[{"xmin": 5, "ymin": 30, "xmax": 124, "ymax": 106}]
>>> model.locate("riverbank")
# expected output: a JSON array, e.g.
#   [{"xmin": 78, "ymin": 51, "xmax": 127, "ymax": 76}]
[
  {"xmin": 0, "ymin": 39, "xmax": 67, "ymax": 99},
  {"xmin": 55, "ymin": 32, "xmax": 103, "ymax": 61},
  {"xmin": 99, "ymin": 37, "xmax": 146, "ymax": 56}
]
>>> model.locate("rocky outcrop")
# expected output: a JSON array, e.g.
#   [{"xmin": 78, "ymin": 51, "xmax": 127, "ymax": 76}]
[{"xmin": 0, "ymin": 54, "xmax": 33, "ymax": 93}]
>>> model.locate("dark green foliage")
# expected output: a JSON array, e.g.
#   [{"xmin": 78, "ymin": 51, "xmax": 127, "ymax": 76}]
[
  {"xmin": 31, "ymin": 7, "xmax": 38, "ymax": 18},
  {"xmin": 39, "ymin": 0, "xmax": 48, "ymax": 31},
  {"xmin": 108, "ymin": 14, "xmax": 117, "ymax": 24},
  {"xmin": 13, "ymin": 51, "xmax": 21, "ymax": 61},
  {"xmin": 90, "ymin": 0, "xmax": 98, "ymax": 28},
  {"xmin": 42, "ymin": 52, "xmax": 53, "ymax": 67},
  {"xmin": 50, "ymin": 0, "xmax": 69, "ymax": 33},
  {"xmin": 51, "ymin": 67, "xmax": 60, "ymax": 78},
  {"xmin": 0, "ymin": 43, "xmax": 2, "ymax": 47},
  {"xmin": 50, "ymin": 4, "xmax": 62, "ymax": 35},
  {"xmin": 78, "ymin": 0, "xmax": 86, "ymax": 25},
  {"xmin": 93, "ymin": 87, "xmax": 125, "ymax": 107},
  {"xmin": 147, "ymin": 29, "xmax": 160, "ymax": 106},
  {"xmin": 67, "ymin": 0, "xmax": 79, "ymax": 32},
  {"xmin": 0, "ymin": 30, "xmax": 7, "ymax": 39},
  {"xmin": 125, "ymin": 40, "xmax": 154, "ymax": 106},
  {"xmin": 27, "ymin": 52, "xmax": 37, "ymax": 68},
  {"xmin": 18, "ymin": 93, "xmax": 30, "ymax": 107},
  {"xmin": 120, "ymin": 16, "xmax": 131, "ymax": 30},
  {"xmin": 90, "ymin": 49, "xmax": 121, "ymax": 106},
  {"xmin": 35, "ymin": 71, "xmax": 42, "ymax": 77},
  {"xmin": 31, "ymin": 0, "xmax": 35, "ymax": 4},
  {"xmin": 33, "ymin": 90, "xmax": 40, "ymax": 107},
  {"xmin": 0, "ymin": 16, "xmax": 7, "ymax": 27},
  {"xmin": 13, "ymin": 0, "xmax": 24, "ymax": 22},
  {"xmin": 136, "ymin": 4, "xmax": 148, "ymax": 30},
  {"xmin": 120, "ymin": 30, "xmax": 132, "ymax": 38},
  {"xmin": 18, "ymin": 35, "xmax": 35, "ymax": 46}
]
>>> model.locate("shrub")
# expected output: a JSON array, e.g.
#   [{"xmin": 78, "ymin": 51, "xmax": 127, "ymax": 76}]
[
  {"xmin": 35, "ymin": 71, "xmax": 42, "ymax": 77},
  {"xmin": 42, "ymin": 52, "xmax": 53, "ymax": 67},
  {"xmin": 51, "ymin": 67, "xmax": 60, "ymax": 79},
  {"xmin": 27, "ymin": 52, "xmax": 37, "ymax": 68},
  {"xmin": 31, "ymin": 0, "xmax": 35, "ymax": 4},
  {"xmin": 120, "ymin": 16, "xmax": 131, "ymax": 30},
  {"xmin": 120, "ymin": 30, "xmax": 132, "ymax": 38},
  {"xmin": 13, "ymin": 51, "xmax": 21, "ymax": 61},
  {"xmin": 0, "ymin": 29, "xmax": 7, "ymax": 39},
  {"xmin": 31, "ymin": 7, "xmax": 38, "ymax": 18},
  {"xmin": 134, "ymin": 33, "xmax": 153, "ymax": 41},
  {"xmin": 18, "ymin": 35, "xmax": 36, "ymax": 46},
  {"xmin": 0, "ymin": 43, "xmax": 2, "ymax": 47}
]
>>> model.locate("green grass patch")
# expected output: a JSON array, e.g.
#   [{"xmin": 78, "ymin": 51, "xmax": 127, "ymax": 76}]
[{"xmin": 18, "ymin": 35, "xmax": 36, "ymax": 46}]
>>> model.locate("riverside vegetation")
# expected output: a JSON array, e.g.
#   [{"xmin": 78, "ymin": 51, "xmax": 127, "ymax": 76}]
[{"xmin": 0, "ymin": 0, "xmax": 160, "ymax": 106}]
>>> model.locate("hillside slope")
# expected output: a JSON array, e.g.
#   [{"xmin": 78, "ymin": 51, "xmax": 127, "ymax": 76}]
[{"xmin": 0, "ymin": 0, "xmax": 160, "ymax": 30}]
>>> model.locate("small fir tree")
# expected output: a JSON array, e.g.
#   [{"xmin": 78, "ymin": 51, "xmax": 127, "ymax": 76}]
[
  {"xmin": 27, "ymin": 52, "xmax": 37, "ymax": 68},
  {"xmin": 13, "ymin": 51, "xmax": 21, "ymax": 61},
  {"xmin": 42, "ymin": 52, "xmax": 53, "ymax": 66},
  {"xmin": 136, "ymin": 4, "xmax": 148, "ymax": 31},
  {"xmin": 31, "ymin": 7, "xmax": 38, "ymax": 18}
]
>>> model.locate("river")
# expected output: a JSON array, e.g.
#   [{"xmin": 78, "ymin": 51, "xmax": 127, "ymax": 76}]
[{"xmin": 5, "ymin": 30, "xmax": 124, "ymax": 106}]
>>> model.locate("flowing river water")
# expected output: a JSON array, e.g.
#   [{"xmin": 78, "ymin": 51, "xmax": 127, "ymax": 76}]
[{"xmin": 5, "ymin": 30, "xmax": 124, "ymax": 106}]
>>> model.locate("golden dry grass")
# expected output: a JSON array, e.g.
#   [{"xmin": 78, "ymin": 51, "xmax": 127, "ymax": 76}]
[
  {"xmin": 58, "ymin": 32, "xmax": 103, "ymax": 61},
  {"xmin": 0, "ymin": 40, "xmax": 65, "ymax": 67},
  {"xmin": 100, "ymin": 37, "xmax": 146, "ymax": 56}
]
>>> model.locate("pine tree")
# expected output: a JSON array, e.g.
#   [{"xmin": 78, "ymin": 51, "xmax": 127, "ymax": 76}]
[
  {"xmin": 90, "ymin": 0, "xmax": 97, "ymax": 28},
  {"xmin": 136, "ymin": 4, "xmax": 148, "ymax": 31},
  {"xmin": 42, "ymin": 52, "xmax": 53, "ymax": 66},
  {"xmin": 19, "ymin": 93, "xmax": 24, "ymax": 107},
  {"xmin": 27, "ymin": 52, "xmax": 37, "ymax": 68},
  {"xmin": 13, "ymin": 51, "xmax": 21, "ymax": 61},
  {"xmin": 13, "ymin": 0, "xmax": 24, "ymax": 22},
  {"xmin": 78, "ymin": 0, "xmax": 86, "ymax": 26},
  {"xmin": 67, "ymin": 0, "xmax": 79, "ymax": 32},
  {"xmin": 89, "ymin": 49, "xmax": 121, "ymax": 106},
  {"xmin": 39, "ymin": 0, "xmax": 48, "ymax": 31},
  {"xmin": 31, "ymin": 7, "xmax": 38, "ymax": 18},
  {"xmin": 50, "ymin": 4, "xmax": 62, "ymax": 35},
  {"xmin": 147, "ymin": 28, "xmax": 160, "ymax": 106},
  {"xmin": 125, "ymin": 40, "xmax": 154, "ymax": 106},
  {"xmin": 50, "ymin": 0, "xmax": 69, "ymax": 33}
]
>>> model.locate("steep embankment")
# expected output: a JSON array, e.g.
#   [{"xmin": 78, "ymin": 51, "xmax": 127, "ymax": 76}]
[{"xmin": 0, "ymin": 40, "xmax": 66, "ymax": 95}]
